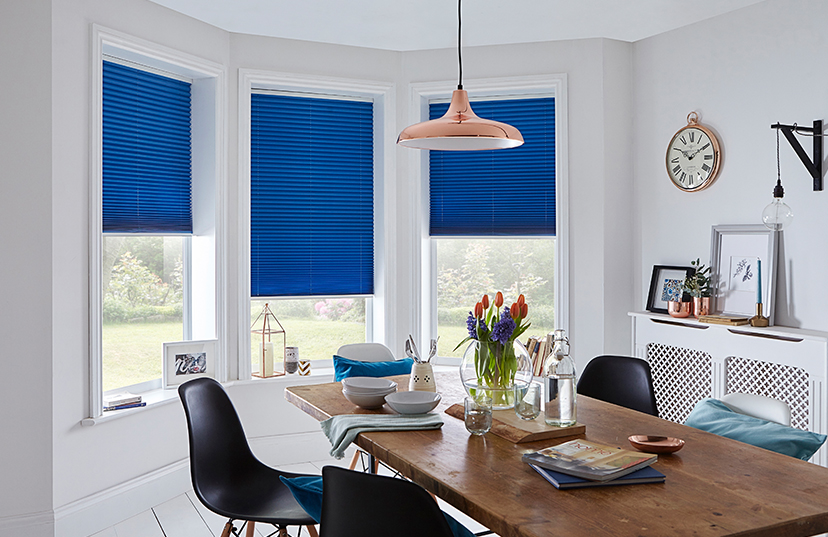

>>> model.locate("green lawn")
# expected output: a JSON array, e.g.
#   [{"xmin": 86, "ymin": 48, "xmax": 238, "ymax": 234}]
[{"xmin": 103, "ymin": 321, "xmax": 183, "ymax": 391}]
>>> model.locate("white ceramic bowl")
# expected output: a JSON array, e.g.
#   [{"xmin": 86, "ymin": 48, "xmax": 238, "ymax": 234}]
[
  {"xmin": 342, "ymin": 377, "xmax": 397, "ymax": 393},
  {"xmin": 385, "ymin": 391, "xmax": 441, "ymax": 414},
  {"xmin": 342, "ymin": 387, "xmax": 395, "ymax": 409}
]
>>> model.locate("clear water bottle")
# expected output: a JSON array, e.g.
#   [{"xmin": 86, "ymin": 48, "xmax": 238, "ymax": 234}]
[{"xmin": 543, "ymin": 329, "xmax": 577, "ymax": 427}]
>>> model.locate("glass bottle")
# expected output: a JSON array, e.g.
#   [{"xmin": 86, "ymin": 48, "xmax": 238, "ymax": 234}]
[{"xmin": 543, "ymin": 329, "xmax": 577, "ymax": 427}]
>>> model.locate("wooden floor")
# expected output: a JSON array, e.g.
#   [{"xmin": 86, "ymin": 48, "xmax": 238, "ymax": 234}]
[{"xmin": 89, "ymin": 451, "xmax": 490, "ymax": 537}]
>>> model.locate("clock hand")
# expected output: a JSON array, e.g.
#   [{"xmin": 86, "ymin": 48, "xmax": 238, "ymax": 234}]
[{"xmin": 673, "ymin": 147, "xmax": 691, "ymax": 158}]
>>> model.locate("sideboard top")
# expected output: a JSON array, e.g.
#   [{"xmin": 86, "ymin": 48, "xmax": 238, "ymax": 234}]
[{"xmin": 629, "ymin": 311, "xmax": 828, "ymax": 342}]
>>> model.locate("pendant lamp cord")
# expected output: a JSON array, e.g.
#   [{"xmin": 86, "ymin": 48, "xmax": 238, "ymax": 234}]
[
  {"xmin": 774, "ymin": 126, "xmax": 785, "ymax": 198},
  {"xmin": 457, "ymin": 0, "xmax": 463, "ymax": 89}
]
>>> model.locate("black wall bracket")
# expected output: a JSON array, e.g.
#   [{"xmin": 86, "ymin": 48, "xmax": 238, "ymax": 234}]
[{"xmin": 770, "ymin": 120, "xmax": 823, "ymax": 191}]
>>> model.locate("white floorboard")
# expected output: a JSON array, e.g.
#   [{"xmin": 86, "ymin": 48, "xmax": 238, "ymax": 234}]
[
  {"xmin": 153, "ymin": 493, "xmax": 213, "ymax": 537},
  {"xmin": 111, "ymin": 510, "xmax": 165, "ymax": 537}
]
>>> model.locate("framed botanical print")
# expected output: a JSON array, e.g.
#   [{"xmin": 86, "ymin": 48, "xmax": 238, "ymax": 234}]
[{"xmin": 710, "ymin": 225, "xmax": 778, "ymax": 325}]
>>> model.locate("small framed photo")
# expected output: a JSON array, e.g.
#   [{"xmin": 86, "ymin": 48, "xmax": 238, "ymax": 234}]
[
  {"xmin": 710, "ymin": 224, "xmax": 778, "ymax": 325},
  {"xmin": 646, "ymin": 265, "xmax": 695, "ymax": 314},
  {"xmin": 163, "ymin": 339, "xmax": 218, "ymax": 389}
]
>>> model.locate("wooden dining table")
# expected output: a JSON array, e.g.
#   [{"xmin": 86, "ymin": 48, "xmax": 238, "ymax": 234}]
[{"xmin": 285, "ymin": 370, "xmax": 828, "ymax": 537}]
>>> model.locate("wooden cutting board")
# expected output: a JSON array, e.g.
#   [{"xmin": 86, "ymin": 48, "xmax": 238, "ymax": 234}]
[{"xmin": 445, "ymin": 403, "xmax": 586, "ymax": 444}]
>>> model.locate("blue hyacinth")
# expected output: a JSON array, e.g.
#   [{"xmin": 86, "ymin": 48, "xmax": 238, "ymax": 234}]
[{"xmin": 491, "ymin": 307, "xmax": 516, "ymax": 345}]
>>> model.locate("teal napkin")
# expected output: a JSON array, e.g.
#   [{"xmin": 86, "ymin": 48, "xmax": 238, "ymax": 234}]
[{"xmin": 320, "ymin": 414, "xmax": 443, "ymax": 459}]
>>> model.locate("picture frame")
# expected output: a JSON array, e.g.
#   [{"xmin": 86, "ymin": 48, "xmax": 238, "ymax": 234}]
[
  {"xmin": 163, "ymin": 339, "xmax": 218, "ymax": 389},
  {"xmin": 710, "ymin": 224, "xmax": 778, "ymax": 325},
  {"xmin": 646, "ymin": 265, "xmax": 695, "ymax": 314}
]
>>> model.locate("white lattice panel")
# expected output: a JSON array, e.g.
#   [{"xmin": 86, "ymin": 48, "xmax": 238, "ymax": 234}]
[
  {"xmin": 725, "ymin": 355, "xmax": 810, "ymax": 430},
  {"xmin": 646, "ymin": 342, "xmax": 713, "ymax": 424}
]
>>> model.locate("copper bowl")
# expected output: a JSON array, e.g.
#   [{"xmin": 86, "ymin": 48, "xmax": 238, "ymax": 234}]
[
  {"xmin": 629, "ymin": 435, "xmax": 685, "ymax": 454},
  {"xmin": 667, "ymin": 301, "xmax": 692, "ymax": 318}
]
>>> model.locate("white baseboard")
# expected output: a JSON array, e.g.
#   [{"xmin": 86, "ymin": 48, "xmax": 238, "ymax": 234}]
[
  {"xmin": 51, "ymin": 430, "xmax": 329, "ymax": 537},
  {"xmin": 0, "ymin": 509, "xmax": 55, "ymax": 536}
]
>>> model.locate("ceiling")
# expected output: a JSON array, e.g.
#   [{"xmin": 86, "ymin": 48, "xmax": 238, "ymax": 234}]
[{"xmin": 148, "ymin": 0, "xmax": 765, "ymax": 52}]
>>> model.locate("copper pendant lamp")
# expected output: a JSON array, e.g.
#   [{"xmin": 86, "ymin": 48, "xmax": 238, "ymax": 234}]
[{"xmin": 396, "ymin": 0, "xmax": 523, "ymax": 151}]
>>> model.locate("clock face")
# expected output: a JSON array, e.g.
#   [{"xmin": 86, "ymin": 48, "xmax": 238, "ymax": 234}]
[{"xmin": 666, "ymin": 126, "xmax": 720, "ymax": 192}]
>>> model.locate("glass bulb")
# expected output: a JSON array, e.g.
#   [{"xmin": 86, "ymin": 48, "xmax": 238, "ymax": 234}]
[{"xmin": 762, "ymin": 198, "xmax": 793, "ymax": 230}]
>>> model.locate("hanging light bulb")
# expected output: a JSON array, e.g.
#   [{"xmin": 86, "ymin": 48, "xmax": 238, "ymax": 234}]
[
  {"xmin": 762, "ymin": 128, "xmax": 794, "ymax": 230},
  {"xmin": 396, "ymin": 0, "xmax": 523, "ymax": 151}
]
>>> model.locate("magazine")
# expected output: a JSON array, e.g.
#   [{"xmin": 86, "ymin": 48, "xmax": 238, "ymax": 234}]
[
  {"xmin": 529, "ymin": 463, "xmax": 665, "ymax": 489},
  {"xmin": 522, "ymin": 439, "xmax": 657, "ymax": 481}
]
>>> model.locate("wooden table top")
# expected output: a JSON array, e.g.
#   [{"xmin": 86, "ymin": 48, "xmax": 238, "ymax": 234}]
[{"xmin": 285, "ymin": 371, "xmax": 828, "ymax": 537}]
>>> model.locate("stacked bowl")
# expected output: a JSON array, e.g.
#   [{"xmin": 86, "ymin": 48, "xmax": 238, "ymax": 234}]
[{"xmin": 342, "ymin": 377, "xmax": 397, "ymax": 409}]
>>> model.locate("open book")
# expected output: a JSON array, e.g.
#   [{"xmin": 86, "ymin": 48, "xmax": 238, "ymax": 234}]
[{"xmin": 522, "ymin": 439, "xmax": 657, "ymax": 481}]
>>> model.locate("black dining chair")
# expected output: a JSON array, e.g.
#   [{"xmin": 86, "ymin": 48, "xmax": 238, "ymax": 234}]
[
  {"xmin": 577, "ymin": 355, "xmax": 659, "ymax": 417},
  {"xmin": 319, "ymin": 466, "xmax": 455, "ymax": 537},
  {"xmin": 178, "ymin": 378, "xmax": 319, "ymax": 537}
]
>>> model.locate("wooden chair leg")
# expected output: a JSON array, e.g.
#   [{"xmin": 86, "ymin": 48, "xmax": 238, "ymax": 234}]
[
  {"xmin": 306, "ymin": 524, "xmax": 320, "ymax": 537},
  {"xmin": 220, "ymin": 521, "xmax": 234, "ymax": 537},
  {"xmin": 245, "ymin": 521, "xmax": 256, "ymax": 537},
  {"xmin": 347, "ymin": 449, "xmax": 360, "ymax": 470},
  {"xmin": 278, "ymin": 527, "xmax": 288, "ymax": 537}
]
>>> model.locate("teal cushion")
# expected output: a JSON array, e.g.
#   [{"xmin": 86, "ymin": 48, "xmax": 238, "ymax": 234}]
[
  {"xmin": 685, "ymin": 398, "xmax": 826, "ymax": 460},
  {"xmin": 280, "ymin": 475, "xmax": 323, "ymax": 523},
  {"xmin": 333, "ymin": 355, "xmax": 414, "ymax": 381},
  {"xmin": 280, "ymin": 475, "xmax": 475, "ymax": 537}
]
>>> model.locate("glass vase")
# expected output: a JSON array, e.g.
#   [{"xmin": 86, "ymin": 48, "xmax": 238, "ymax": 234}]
[{"xmin": 460, "ymin": 339, "xmax": 533, "ymax": 410}]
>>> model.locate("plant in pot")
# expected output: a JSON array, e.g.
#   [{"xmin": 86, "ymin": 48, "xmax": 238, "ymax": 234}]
[{"xmin": 683, "ymin": 258, "xmax": 712, "ymax": 317}]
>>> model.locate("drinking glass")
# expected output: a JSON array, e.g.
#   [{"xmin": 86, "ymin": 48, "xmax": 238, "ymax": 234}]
[
  {"xmin": 514, "ymin": 383, "xmax": 541, "ymax": 420},
  {"xmin": 464, "ymin": 396, "xmax": 493, "ymax": 435}
]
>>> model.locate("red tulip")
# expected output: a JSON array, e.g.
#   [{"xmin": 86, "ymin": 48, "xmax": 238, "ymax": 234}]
[
  {"xmin": 521, "ymin": 303, "xmax": 528, "ymax": 318},
  {"xmin": 510, "ymin": 303, "xmax": 519, "ymax": 319},
  {"xmin": 517, "ymin": 294, "xmax": 526, "ymax": 307},
  {"xmin": 494, "ymin": 292, "xmax": 504, "ymax": 308},
  {"xmin": 474, "ymin": 302, "xmax": 484, "ymax": 319},
  {"xmin": 481, "ymin": 294, "xmax": 490, "ymax": 309}
]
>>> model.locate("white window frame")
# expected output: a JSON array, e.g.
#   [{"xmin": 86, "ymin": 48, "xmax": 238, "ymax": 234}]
[
  {"xmin": 88, "ymin": 25, "xmax": 227, "ymax": 419},
  {"xmin": 405, "ymin": 75, "xmax": 570, "ymax": 349},
  {"xmin": 238, "ymin": 69, "xmax": 394, "ymax": 380}
]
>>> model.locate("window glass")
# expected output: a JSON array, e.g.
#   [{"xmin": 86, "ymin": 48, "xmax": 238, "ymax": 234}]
[
  {"xmin": 250, "ymin": 298, "xmax": 366, "ymax": 373},
  {"xmin": 102, "ymin": 236, "xmax": 185, "ymax": 391},
  {"xmin": 435, "ymin": 237, "xmax": 555, "ymax": 358}
]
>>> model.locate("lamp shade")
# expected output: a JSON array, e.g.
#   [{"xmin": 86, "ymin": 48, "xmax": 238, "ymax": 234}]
[{"xmin": 397, "ymin": 89, "xmax": 524, "ymax": 151}]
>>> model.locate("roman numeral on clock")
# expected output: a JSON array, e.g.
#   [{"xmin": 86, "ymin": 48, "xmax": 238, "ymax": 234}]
[
  {"xmin": 671, "ymin": 157, "xmax": 679, "ymax": 163},
  {"xmin": 704, "ymin": 154, "xmax": 713, "ymax": 160},
  {"xmin": 672, "ymin": 165, "xmax": 681, "ymax": 175},
  {"xmin": 702, "ymin": 163, "xmax": 711, "ymax": 173},
  {"xmin": 689, "ymin": 131, "xmax": 695, "ymax": 143}
]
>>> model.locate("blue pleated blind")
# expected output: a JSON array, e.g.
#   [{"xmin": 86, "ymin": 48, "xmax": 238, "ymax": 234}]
[
  {"xmin": 250, "ymin": 93, "xmax": 374, "ymax": 297},
  {"xmin": 102, "ymin": 60, "xmax": 192, "ymax": 233},
  {"xmin": 429, "ymin": 97, "xmax": 555, "ymax": 235}
]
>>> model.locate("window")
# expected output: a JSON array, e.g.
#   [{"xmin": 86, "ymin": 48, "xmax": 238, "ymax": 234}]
[
  {"xmin": 430, "ymin": 97, "xmax": 557, "ymax": 357},
  {"xmin": 90, "ymin": 26, "xmax": 224, "ymax": 417},
  {"xmin": 101, "ymin": 59, "xmax": 192, "ymax": 392},
  {"xmin": 249, "ymin": 91, "xmax": 374, "ymax": 370}
]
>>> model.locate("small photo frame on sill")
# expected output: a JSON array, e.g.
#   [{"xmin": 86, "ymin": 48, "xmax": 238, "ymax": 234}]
[
  {"xmin": 163, "ymin": 339, "xmax": 218, "ymax": 389},
  {"xmin": 646, "ymin": 265, "xmax": 695, "ymax": 314},
  {"xmin": 710, "ymin": 224, "xmax": 778, "ymax": 325}
]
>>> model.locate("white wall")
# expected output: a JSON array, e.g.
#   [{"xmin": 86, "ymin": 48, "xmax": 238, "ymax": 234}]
[
  {"xmin": 633, "ymin": 0, "xmax": 828, "ymax": 332},
  {"xmin": 0, "ymin": 1, "xmax": 54, "ymax": 535}
]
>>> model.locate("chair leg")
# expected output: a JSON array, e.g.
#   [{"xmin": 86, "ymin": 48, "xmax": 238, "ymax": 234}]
[
  {"xmin": 279, "ymin": 527, "xmax": 288, "ymax": 537},
  {"xmin": 245, "ymin": 521, "xmax": 256, "ymax": 537},
  {"xmin": 220, "ymin": 521, "xmax": 234, "ymax": 537},
  {"xmin": 347, "ymin": 449, "xmax": 360, "ymax": 470},
  {"xmin": 306, "ymin": 525, "xmax": 319, "ymax": 537}
]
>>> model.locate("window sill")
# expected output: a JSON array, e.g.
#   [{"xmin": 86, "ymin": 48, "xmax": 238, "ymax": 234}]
[{"xmin": 81, "ymin": 364, "xmax": 338, "ymax": 426}]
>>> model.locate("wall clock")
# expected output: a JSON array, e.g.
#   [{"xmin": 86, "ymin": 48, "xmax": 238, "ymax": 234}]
[{"xmin": 666, "ymin": 111, "xmax": 721, "ymax": 192}]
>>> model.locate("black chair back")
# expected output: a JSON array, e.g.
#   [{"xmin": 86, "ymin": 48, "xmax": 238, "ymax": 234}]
[
  {"xmin": 577, "ymin": 355, "xmax": 659, "ymax": 416},
  {"xmin": 320, "ymin": 466, "xmax": 454, "ymax": 537}
]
